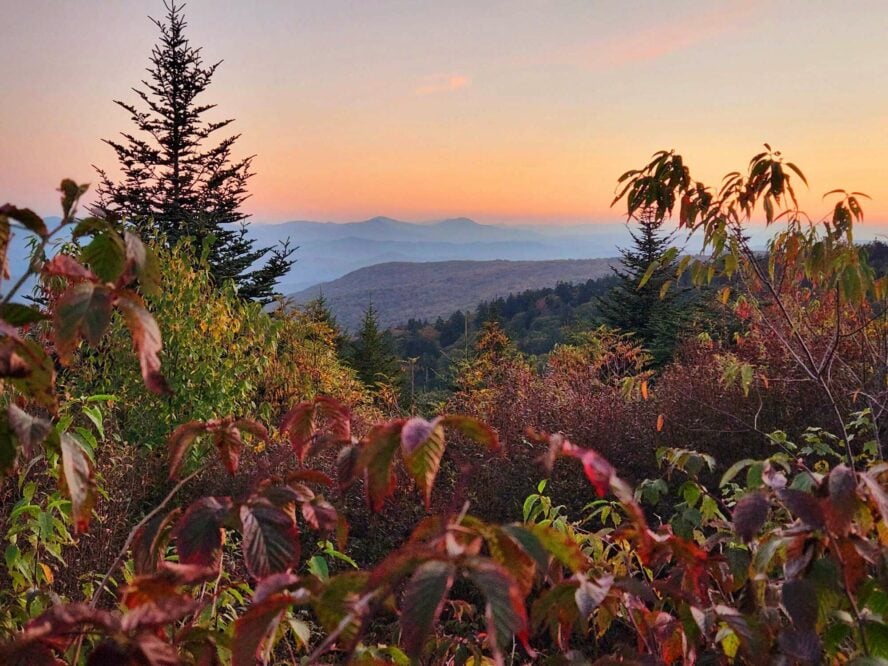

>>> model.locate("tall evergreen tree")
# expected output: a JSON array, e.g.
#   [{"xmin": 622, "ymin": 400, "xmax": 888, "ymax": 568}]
[
  {"xmin": 598, "ymin": 207, "xmax": 682, "ymax": 364},
  {"xmin": 93, "ymin": 1, "xmax": 294, "ymax": 303},
  {"xmin": 348, "ymin": 302, "xmax": 400, "ymax": 388}
]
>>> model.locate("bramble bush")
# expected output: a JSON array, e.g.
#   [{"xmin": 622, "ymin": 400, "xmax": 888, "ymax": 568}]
[{"xmin": 1, "ymin": 146, "xmax": 887, "ymax": 665}]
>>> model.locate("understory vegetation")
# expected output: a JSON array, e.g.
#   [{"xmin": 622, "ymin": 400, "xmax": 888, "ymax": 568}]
[{"xmin": 2, "ymin": 143, "xmax": 888, "ymax": 665}]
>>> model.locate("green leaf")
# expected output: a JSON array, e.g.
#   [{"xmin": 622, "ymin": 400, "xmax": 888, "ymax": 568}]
[
  {"xmin": 502, "ymin": 523, "xmax": 588, "ymax": 574},
  {"xmin": 720, "ymin": 459, "xmax": 755, "ymax": 487},
  {"xmin": 400, "ymin": 560, "xmax": 455, "ymax": 660},
  {"xmin": 0, "ymin": 303, "xmax": 48, "ymax": 326},
  {"xmin": 82, "ymin": 231, "xmax": 126, "ymax": 283},
  {"xmin": 239, "ymin": 500, "xmax": 301, "ymax": 579},
  {"xmin": 637, "ymin": 260, "xmax": 660, "ymax": 289},
  {"xmin": 312, "ymin": 571, "xmax": 370, "ymax": 648}
]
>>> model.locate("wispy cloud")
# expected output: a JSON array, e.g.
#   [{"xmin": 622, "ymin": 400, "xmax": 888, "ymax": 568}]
[
  {"xmin": 556, "ymin": 2, "xmax": 763, "ymax": 71},
  {"xmin": 415, "ymin": 74, "xmax": 470, "ymax": 96}
]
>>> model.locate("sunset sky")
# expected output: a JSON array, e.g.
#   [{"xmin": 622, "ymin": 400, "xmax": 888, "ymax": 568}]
[{"xmin": 3, "ymin": 1, "xmax": 887, "ymax": 225}]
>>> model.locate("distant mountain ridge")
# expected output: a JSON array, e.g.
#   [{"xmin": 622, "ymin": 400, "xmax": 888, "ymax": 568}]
[
  {"xmin": 247, "ymin": 216, "xmax": 632, "ymax": 292},
  {"xmin": 288, "ymin": 258, "xmax": 622, "ymax": 330}
]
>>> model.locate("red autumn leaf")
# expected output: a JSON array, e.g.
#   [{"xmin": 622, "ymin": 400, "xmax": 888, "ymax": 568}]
[
  {"xmin": 116, "ymin": 292, "xmax": 170, "ymax": 395},
  {"xmin": 131, "ymin": 509, "xmax": 181, "ymax": 576},
  {"xmin": 60, "ymin": 433, "xmax": 96, "ymax": 534},
  {"xmin": 280, "ymin": 396, "xmax": 351, "ymax": 462},
  {"xmin": 562, "ymin": 443, "xmax": 614, "ymax": 497},
  {"xmin": 733, "ymin": 492, "xmax": 769, "ymax": 542},
  {"xmin": 43, "ymin": 254, "xmax": 95, "ymax": 281},
  {"xmin": 231, "ymin": 593, "xmax": 294, "ymax": 666},
  {"xmin": 777, "ymin": 489, "xmax": 825, "ymax": 530},
  {"xmin": 358, "ymin": 420, "xmax": 404, "ymax": 512},
  {"xmin": 401, "ymin": 416, "xmax": 446, "ymax": 509},
  {"xmin": 466, "ymin": 558, "xmax": 534, "ymax": 661},
  {"xmin": 173, "ymin": 497, "xmax": 232, "ymax": 569},
  {"xmin": 439, "ymin": 414, "xmax": 500, "ymax": 451},
  {"xmin": 400, "ymin": 560, "xmax": 456, "ymax": 661},
  {"xmin": 166, "ymin": 421, "xmax": 208, "ymax": 480},
  {"xmin": 239, "ymin": 500, "xmax": 301, "ymax": 579},
  {"xmin": 53, "ymin": 282, "xmax": 113, "ymax": 362},
  {"xmin": 209, "ymin": 419, "xmax": 245, "ymax": 475}
]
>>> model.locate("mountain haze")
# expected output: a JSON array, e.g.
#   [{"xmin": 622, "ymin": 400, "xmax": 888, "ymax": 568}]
[{"xmin": 249, "ymin": 216, "xmax": 632, "ymax": 292}]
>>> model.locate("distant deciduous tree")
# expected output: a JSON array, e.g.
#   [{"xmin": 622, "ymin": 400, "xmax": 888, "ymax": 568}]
[{"xmin": 93, "ymin": 1, "xmax": 294, "ymax": 303}]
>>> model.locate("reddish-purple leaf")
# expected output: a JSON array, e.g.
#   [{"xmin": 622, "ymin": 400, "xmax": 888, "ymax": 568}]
[
  {"xmin": 400, "ymin": 560, "xmax": 455, "ymax": 660},
  {"xmin": 173, "ymin": 497, "xmax": 232, "ymax": 569},
  {"xmin": 60, "ymin": 433, "xmax": 95, "ymax": 533},
  {"xmin": 439, "ymin": 414, "xmax": 500, "ymax": 451},
  {"xmin": 233, "ymin": 418, "xmax": 269, "ymax": 445},
  {"xmin": 733, "ymin": 492, "xmax": 769, "ymax": 542},
  {"xmin": 43, "ymin": 254, "xmax": 95, "ymax": 281},
  {"xmin": 116, "ymin": 292, "xmax": 169, "ymax": 394},
  {"xmin": 53, "ymin": 282, "xmax": 113, "ymax": 362},
  {"xmin": 252, "ymin": 572, "xmax": 301, "ymax": 605},
  {"xmin": 781, "ymin": 579, "xmax": 818, "ymax": 630},
  {"xmin": 466, "ymin": 558, "xmax": 533, "ymax": 660},
  {"xmin": 336, "ymin": 444, "xmax": 360, "ymax": 490},
  {"xmin": 777, "ymin": 489, "xmax": 825, "ymax": 529},
  {"xmin": 861, "ymin": 471, "xmax": 888, "ymax": 526},
  {"xmin": 7, "ymin": 404, "xmax": 51, "ymax": 457},
  {"xmin": 286, "ymin": 469, "xmax": 335, "ymax": 488},
  {"xmin": 132, "ymin": 633, "xmax": 182, "ymax": 666},
  {"xmin": 401, "ymin": 417, "xmax": 446, "ymax": 509},
  {"xmin": 575, "ymin": 574, "xmax": 614, "ymax": 618},
  {"xmin": 827, "ymin": 464, "xmax": 858, "ymax": 534},
  {"xmin": 132, "ymin": 509, "xmax": 181, "ymax": 576},
  {"xmin": 231, "ymin": 594, "xmax": 294, "ymax": 666},
  {"xmin": 239, "ymin": 501, "xmax": 301, "ymax": 579},
  {"xmin": 280, "ymin": 396, "xmax": 351, "ymax": 462},
  {"xmin": 167, "ymin": 421, "xmax": 207, "ymax": 480},
  {"xmin": 301, "ymin": 496, "xmax": 338, "ymax": 532},
  {"xmin": 358, "ymin": 420, "xmax": 404, "ymax": 512},
  {"xmin": 209, "ymin": 420, "xmax": 245, "ymax": 475}
]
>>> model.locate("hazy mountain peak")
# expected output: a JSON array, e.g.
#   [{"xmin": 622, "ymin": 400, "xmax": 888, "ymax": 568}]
[{"xmin": 432, "ymin": 217, "xmax": 478, "ymax": 228}]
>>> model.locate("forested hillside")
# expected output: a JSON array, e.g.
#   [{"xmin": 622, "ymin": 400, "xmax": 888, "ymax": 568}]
[{"xmin": 289, "ymin": 258, "xmax": 620, "ymax": 330}]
